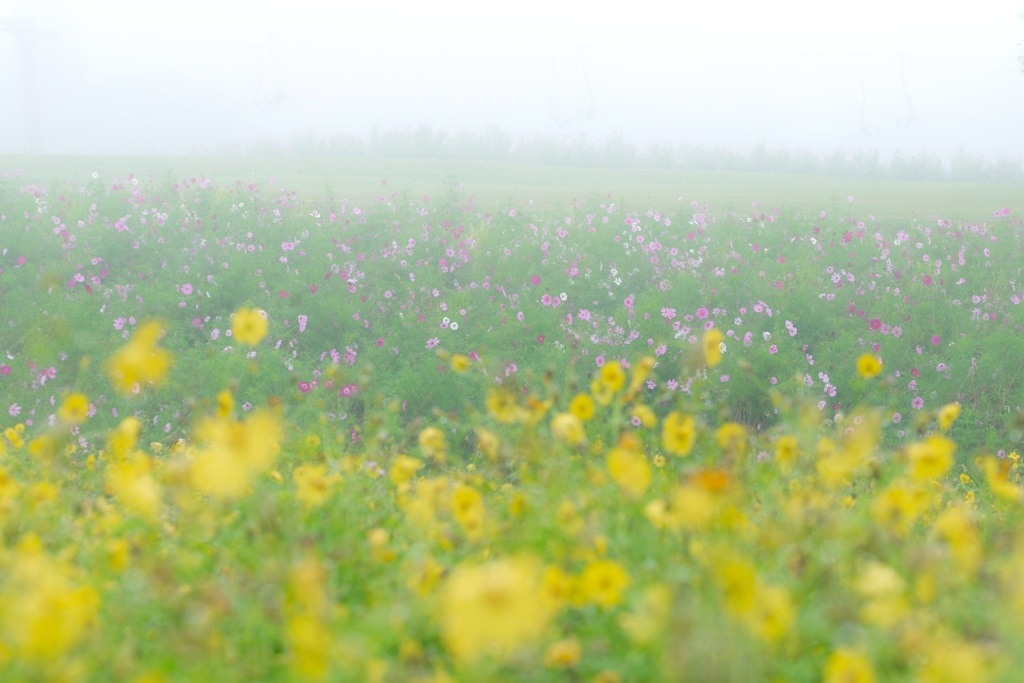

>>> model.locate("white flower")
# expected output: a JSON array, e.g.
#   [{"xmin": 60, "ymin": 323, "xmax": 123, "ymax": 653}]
[
  {"xmin": 610, "ymin": 268, "xmax": 618, "ymax": 276},
  {"xmin": 559, "ymin": 292, "xmax": 567, "ymax": 301},
  {"xmin": 449, "ymin": 321, "xmax": 459, "ymax": 331},
  {"xmin": 92, "ymin": 172, "xmax": 98, "ymax": 178},
  {"xmin": 442, "ymin": 316, "xmax": 450, "ymax": 325},
  {"xmin": 132, "ymin": 178, "xmax": 138, "ymax": 185},
  {"xmin": 257, "ymin": 309, "xmax": 268, "ymax": 319},
  {"xmin": 719, "ymin": 342, "xmax": 727, "ymax": 354},
  {"xmin": 763, "ymin": 331, "xmax": 771, "ymax": 341}
]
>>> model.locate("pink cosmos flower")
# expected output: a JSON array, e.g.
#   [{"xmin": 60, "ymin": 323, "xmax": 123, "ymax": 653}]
[
  {"xmin": 181, "ymin": 283, "xmax": 193, "ymax": 295},
  {"xmin": 211, "ymin": 329, "xmax": 220, "ymax": 340},
  {"xmin": 869, "ymin": 318, "xmax": 881, "ymax": 331},
  {"xmin": 536, "ymin": 335, "xmax": 544, "ymax": 344},
  {"xmin": 377, "ymin": 337, "xmax": 385, "ymax": 347},
  {"xmin": 892, "ymin": 413, "xmax": 902, "ymax": 423},
  {"xmin": 192, "ymin": 317, "xmax": 202, "ymax": 328},
  {"xmin": 8, "ymin": 403, "xmax": 20, "ymax": 417},
  {"xmin": 769, "ymin": 344, "xmax": 778, "ymax": 355},
  {"xmin": 531, "ymin": 276, "xmax": 541, "ymax": 286},
  {"xmin": 911, "ymin": 397, "xmax": 924, "ymax": 410},
  {"xmin": 595, "ymin": 355, "xmax": 605, "ymax": 367},
  {"xmin": 298, "ymin": 382, "xmax": 311, "ymax": 393},
  {"xmin": 0, "ymin": 365, "xmax": 10, "ymax": 376},
  {"xmin": 298, "ymin": 314, "xmax": 308, "ymax": 333},
  {"xmin": 931, "ymin": 335, "xmax": 941, "ymax": 345},
  {"xmin": 696, "ymin": 307, "xmax": 709, "ymax": 320}
]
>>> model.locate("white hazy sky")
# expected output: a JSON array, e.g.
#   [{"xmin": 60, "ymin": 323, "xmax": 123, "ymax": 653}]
[{"xmin": 1, "ymin": 0, "xmax": 1022, "ymax": 160}]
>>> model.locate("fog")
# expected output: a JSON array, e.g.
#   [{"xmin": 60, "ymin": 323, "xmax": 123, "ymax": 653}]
[{"xmin": 2, "ymin": 0, "xmax": 1023, "ymax": 165}]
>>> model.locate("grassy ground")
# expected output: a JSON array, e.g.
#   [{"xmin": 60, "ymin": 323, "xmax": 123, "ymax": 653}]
[{"xmin": 2, "ymin": 154, "xmax": 1022, "ymax": 222}]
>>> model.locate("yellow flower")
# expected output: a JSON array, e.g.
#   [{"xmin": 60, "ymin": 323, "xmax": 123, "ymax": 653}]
[
  {"xmin": 486, "ymin": 387, "xmax": 523, "ymax": 424},
  {"xmin": 982, "ymin": 456, "xmax": 1021, "ymax": 501},
  {"xmin": 630, "ymin": 404, "xmax": 657, "ymax": 428},
  {"xmin": 189, "ymin": 410, "xmax": 282, "ymax": 500},
  {"xmin": 474, "ymin": 427, "xmax": 499, "ymax": 460},
  {"xmin": 57, "ymin": 393, "xmax": 89, "ymax": 424},
  {"xmin": 450, "ymin": 354, "xmax": 471, "ymax": 373},
  {"xmin": 625, "ymin": 356, "xmax": 656, "ymax": 400},
  {"xmin": 418, "ymin": 426, "xmax": 447, "ymax": 462},
  {"xmin": 600, "ymin": 361, "xmax": 626, "ymax": 392},
  {"xmin": 702, "ymin": 328, "xmax": 725, "ymax": 367},
  {"xmin": 775, "ymin": 434, "xmax": 800, "ymax": 469},
  {"xmin": 551, "ymin": 412, "xmax": 587, "ymax": 446},
  {"xmin": 569, "ymin": 393, "xmax": 596, "ymax": 422},
  {"xmin": 106, "ymin": 417, "xmax": 142, "ymax": 460},
  {"xmin": 294, "ymin": 464, "xmax": 337, "ymax": 509},
  {"xmin": 938, "ymin": 402, "xmax": 961, "ymax": 430},
  {"xmin": 451, "ymin": 485, "xmax": 486, "ymax": 542},
  {"xmin": 662, "ymin": 411, "xmax": 696, "ymax": 456},
  {"xmin": 215, "ymin": 389, "xmax": 234, "ymax": 418},
  {"xmin": 389, "ymin": 454, "xmax": 424, "ymax": 486},
  {"xmin": 105, "ymin": 320, "xmax": 173, "ymax": 394},
  {"xmin": 106, "ymin": 454, "xmax": 162, "ymax": 521},
  {"xmin": 439, "ymin": 556, "xmax": 552, "ymax": 663},
  {"xmin": 543, "ymin": 638, "xmax": 582, "ymax": 668},
  {"xmin": 871, "ymin": 483, "xmax": 929, "ymax": 536},
  {"xmin": 606, "ymin": 434, "xmax": 651, "ymax": 498},
  {"xmin": 232, "ymin": 307, "xmax": 268, "ymax": 346},
  {"xmin": 746, "ymin": 584, "xmax": 795, "ymax": 643},
  {"xmin": 906, "ymin": 435, "xmax": 956, "ymax": 481},
  {"xmin": 0, "ymin": 542, "xmax": 100, "ymax": 661},
  {"xmin": 716, "ymin": 558, "xmax": 757, "ymax": 614},
  {"xmin": 856, "ymin": 353, "xmax": 883, "ymax": 379},
  {"xmin": 715, "ymin": 422, "xmax": 747, "ymax": 456},
  {"xmin": 917, "ymin": 636, "xmax": 993, "ymax": 683},
  {"xmin": 580, "ymin": 560, "xmax": 630, "ymax": 609},
  {"xmin": 824, "ymin": 648, "xmax": 876, "ymax": 683}
]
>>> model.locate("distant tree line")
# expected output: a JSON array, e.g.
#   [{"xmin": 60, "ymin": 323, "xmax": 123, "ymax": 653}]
[{"xmin": 193, "ymin": 125, "xmax": 1024, "ymax": 184}]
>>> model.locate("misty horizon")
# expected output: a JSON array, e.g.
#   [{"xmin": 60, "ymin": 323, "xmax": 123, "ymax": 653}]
[{"xmin": 1, "ymin": 1, "xmax": 1023, "ymax": 164}]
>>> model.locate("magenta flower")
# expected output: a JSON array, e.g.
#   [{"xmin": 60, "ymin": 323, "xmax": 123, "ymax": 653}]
[
  {"xmin": 377, "ymin": 337, "xmax": 385, "ymax": 347},
  {"xmin": 0, "ymin": 365, "xmax": 10, "ymax": 376},
  {"xmin": 696, "ymin": 307, "xmax": 709, "ymax": 320},
  {"xmin": 869, "ymin": 318, "xmax": 881, "ymax": 331},
  {"xmin": 298, "ymin": 382, "xmax": 311, "ymax": 393},
  {"xmin": 541, "ymin": 294, "xmax": 553, "ymax": 305},
  {"xmin": 931, "ymin": 335, "xmax": 941, "ymax": 345},
  {"xmin": 426, "ymin": 337, "xmax": 439, "ymax": 350},
  {"xmin": 537, "ymin": 335, "xmax": 544, "ymax": 344},
  {"xmin": 531, "ymin": 275, "xmax": 541, "ymax": 286},
  {"xmin": 192, "ymin": 317, "xmax": 202, "ymax": 328}
]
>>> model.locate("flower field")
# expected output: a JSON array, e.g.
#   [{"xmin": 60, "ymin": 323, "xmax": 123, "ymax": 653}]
[{"xmin": 0, "ymin": 166, "xmax": 1022, "ymax": 681}]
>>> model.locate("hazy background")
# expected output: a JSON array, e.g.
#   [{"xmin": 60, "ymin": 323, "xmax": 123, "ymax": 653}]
[{"xmin": 1, "ymin": 0, "xmax": 1023, "ymax": 165}]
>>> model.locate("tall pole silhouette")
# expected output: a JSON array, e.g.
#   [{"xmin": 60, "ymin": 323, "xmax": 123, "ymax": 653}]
[{"xmin": 1, "ymin": 2, "xmax": 44, "ymax": 153}]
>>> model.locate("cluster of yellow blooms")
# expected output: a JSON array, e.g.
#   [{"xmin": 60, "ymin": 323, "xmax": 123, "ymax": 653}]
[{"xmin": 0, "ymin": 317, "xmax": 1021, "ymax": 682}]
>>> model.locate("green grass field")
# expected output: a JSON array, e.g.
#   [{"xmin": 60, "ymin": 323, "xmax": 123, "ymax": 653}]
[
  {"xmin": 4, "ymin": 154, "xmax": 1023, "ymax": 222},
  {"xmin": 0, "ymin": 157, "xmax": 1023, "ymax": 682}
]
